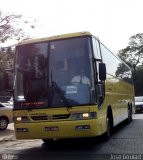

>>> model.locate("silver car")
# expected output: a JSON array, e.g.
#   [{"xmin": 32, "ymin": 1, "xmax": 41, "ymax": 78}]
[
  {"xmin": 0, "ymin": 102, "xmax": 13, "ymax": 130},
  {"xmin": 135, "ymin": 96, "xmax": 143, "ymax": 113}
]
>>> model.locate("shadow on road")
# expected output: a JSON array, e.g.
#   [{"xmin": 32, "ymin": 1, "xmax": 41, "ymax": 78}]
[
  {"xmin": 9, "ymin": 118, "xmax": 143, "ymax": 160},
  {"xmin": 17, "ymin": 121, "xmax": 129, "ymax": 152},
  {"xmin": 16, "ymin": 137, "xmax": 106, "ymax": 160}
]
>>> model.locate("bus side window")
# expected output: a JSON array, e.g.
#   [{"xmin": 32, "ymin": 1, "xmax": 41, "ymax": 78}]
[
  {"xmin": 92, "ymin": 37, "xmax": 101, "ymax": 60},
  {"xmin": 92, "ymin": 37, "xmax": 102, "ymax": 80},
  {"xmin": 92, "ymin": 37, "xmax": 105, "ymax": 106}
]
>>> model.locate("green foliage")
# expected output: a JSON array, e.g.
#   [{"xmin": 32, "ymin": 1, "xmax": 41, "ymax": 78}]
[
  {"xmin": 133, "ymin": 66, "xmax": 143, "ymax": 96},
  {"xmin": 118, "ymin": 33, "xmax": 143, "ymax": 70},
  {"xmin": 118, "ymin": 33, "xmax": 143, "ymax": 96},
  {"xmin": 116, "ymin": 63, "xmax": 129, "ymax": 77},
  {"xmin": 0, "ymin": 11, "xmax": 36, "ymax": 43},
  {"xmin": 0, "ymin": 10, "xmax": 36, "ymax": 69}
]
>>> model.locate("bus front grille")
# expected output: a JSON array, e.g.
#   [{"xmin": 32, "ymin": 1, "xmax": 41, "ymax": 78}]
[
  {"xmin": 31, "ymin": 114, "xmax": 71, "ymax": 121},
  {"xmin": 31, "ymin": 115, "xmax": 48, "ymax": 121},
  {"xmin": 52, "ymin": 114, "xmax": 71, "ymax": 120}
]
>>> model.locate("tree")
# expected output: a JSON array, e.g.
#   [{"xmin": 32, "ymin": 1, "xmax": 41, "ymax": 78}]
[
  {"xmin": 0, "ymin": 11, "xmax": 35, "ymax": 44},
  {"xmin": 118, "ymin": 33, "xmax": 143, "ymax": 70},
  {"xmin": 133, "ymin": 66, "xmax": 143, "ymax": 96},
  {"xmin": 118, "ymin": 33, "xmax": 143, "ymax": 96},
  {"xmin": 0, "ymin": 11, "xmax": 36, "ymax": 68}
]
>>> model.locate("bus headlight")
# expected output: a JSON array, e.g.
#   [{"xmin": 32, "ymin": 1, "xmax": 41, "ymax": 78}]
[
  {"xmin": 83, "ymin": 113, "xmax": 89, "ymax": 118},
  {"xmin": 14, "ymin": 116, "xmax": 30, "ymax": 122},
  {"xmin": 16, "ymin": 117, "xmax": 22, "ymax": 121},
  {"xmin": 71, "ymin": 112, "xmax": 97, "ymax": 120}
]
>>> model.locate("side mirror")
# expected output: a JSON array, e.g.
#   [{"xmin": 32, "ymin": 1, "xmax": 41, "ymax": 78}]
[
  {"xmin": 4, "ymin": 69, "xmax": 14, "ymax": 92},
  {"xmin": 99, "ymin": 63, "xmax": 106, "ymax": 81}
]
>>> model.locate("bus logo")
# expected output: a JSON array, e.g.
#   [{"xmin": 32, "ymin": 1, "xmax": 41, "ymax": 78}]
[{"xmin": 47, "ymin": 115, "xmax": 53, "ymax": 120}]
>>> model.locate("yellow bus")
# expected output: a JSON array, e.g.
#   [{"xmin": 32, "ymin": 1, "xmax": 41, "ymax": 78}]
[{"xmin": 12, "ymin": 32, "xmax": 134, "ymax": 143}]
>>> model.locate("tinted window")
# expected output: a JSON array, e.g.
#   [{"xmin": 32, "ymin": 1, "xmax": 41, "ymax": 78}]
[{"xmin": 101, "ymin": 43, "xmax": 132, "ymax": 84}]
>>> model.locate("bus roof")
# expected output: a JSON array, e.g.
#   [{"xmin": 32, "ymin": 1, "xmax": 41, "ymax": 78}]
[{"xmin": 17, "ymin": 31, "xmax": 92, "ymax": 46}]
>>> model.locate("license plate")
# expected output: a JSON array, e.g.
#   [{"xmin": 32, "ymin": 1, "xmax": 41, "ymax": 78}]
[{"xmin": 45, "ymin": 126, "xmax": 59, "ymax": 131}]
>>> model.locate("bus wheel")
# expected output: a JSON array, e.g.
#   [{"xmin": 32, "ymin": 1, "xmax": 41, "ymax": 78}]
[
  {"xmin": 126, "ymin": 106, "xmax": 132, "ymax": 124},
  {"xmin": 106, "ymin": 117, "xmax": 111, "ymax": 139},
  {"xmin": 42, "ymin": 139, "xmax": 54, "ymax": 145},
  {"xmin": 102, "ymin": 116, "xmax": 112, "ymax": 141}
]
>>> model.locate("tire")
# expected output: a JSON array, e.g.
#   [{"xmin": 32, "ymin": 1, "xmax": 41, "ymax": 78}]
[
  {"xmin": 0, "ymin": 117, "xmax": 8, "ymax": 130},
  {"xmin": 126, "ymin": 107, "xmax": 132, "ymax": 124},
  {"xmin": 102, "ymin": 116, "xmax": 112, "ymax": 141},
  {"xmin": 42, "ymin": 139, "xmax": 54, "ymax": 145}
]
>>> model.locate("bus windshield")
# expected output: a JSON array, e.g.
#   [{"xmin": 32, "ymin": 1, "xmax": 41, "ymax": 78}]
[{"xmin": 14, "ymin": 37, "xmax": 94, "ymax": 109}]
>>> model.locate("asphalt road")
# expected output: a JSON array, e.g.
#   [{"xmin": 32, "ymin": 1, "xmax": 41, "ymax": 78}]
[{"xmin": 0, "ymin": 114, "xmax": 143, "ymax": 160}]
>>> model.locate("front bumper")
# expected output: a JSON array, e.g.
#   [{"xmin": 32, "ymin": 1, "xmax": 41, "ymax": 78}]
[{"xmin": 14, "ymin": 119, "xmax": 101, "ymax": 139}]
